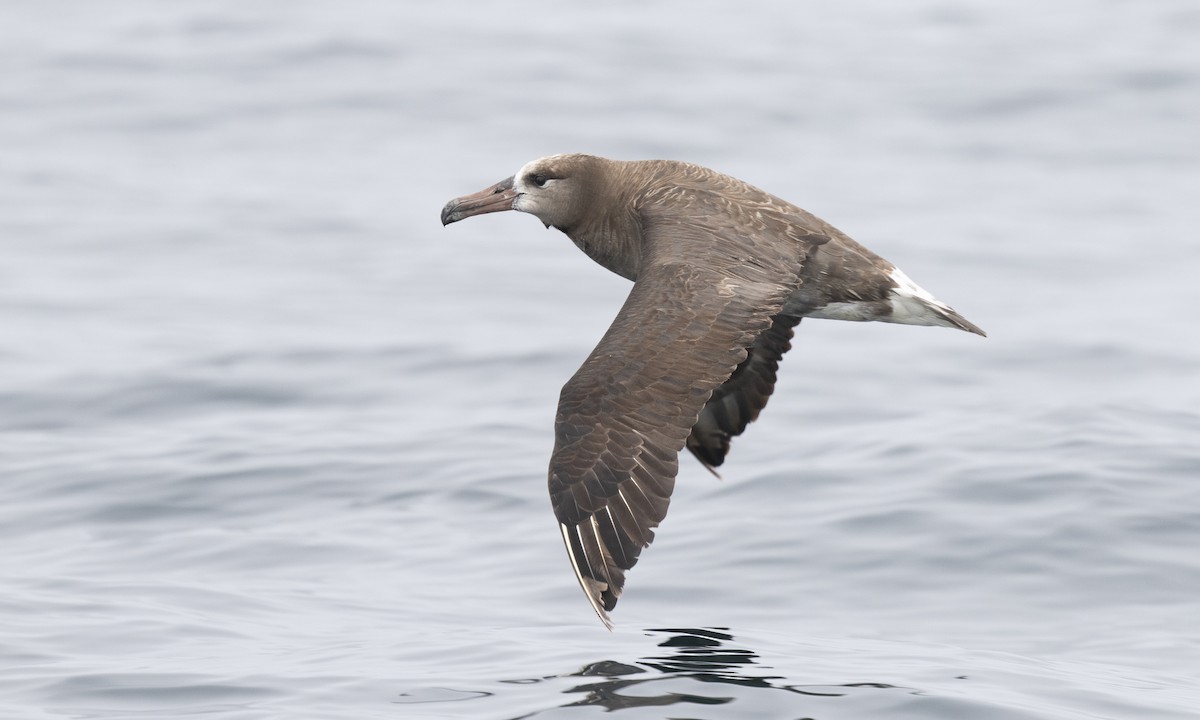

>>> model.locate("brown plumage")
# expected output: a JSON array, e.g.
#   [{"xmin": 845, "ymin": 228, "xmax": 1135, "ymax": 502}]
[{"xmin": 441, "ymin": 154, "xmax": 984, "ymax": 627}]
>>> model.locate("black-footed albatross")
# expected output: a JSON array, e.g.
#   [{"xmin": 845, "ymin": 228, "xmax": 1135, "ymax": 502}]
[{"xmin": 441, "ymin": 154, "xmax": 984, "ymax": 628}]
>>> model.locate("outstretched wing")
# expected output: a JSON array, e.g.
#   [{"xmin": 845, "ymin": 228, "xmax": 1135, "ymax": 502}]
[
  {"xmin": 686, "ymin": 314, "xmax": 801, "ymax": 473},
  {"xmin": 548, "ymin": 187, "xmax": 826, "ymax": 626}
]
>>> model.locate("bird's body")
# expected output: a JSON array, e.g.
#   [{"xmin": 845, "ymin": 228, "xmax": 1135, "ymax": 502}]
[{"xmin": 441, "ymin": 154, "xmax": 984, "ymax": 627}]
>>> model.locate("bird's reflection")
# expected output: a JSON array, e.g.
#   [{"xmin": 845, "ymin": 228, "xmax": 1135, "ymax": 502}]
[
  {"xmin": 640, "ymin": 627, "xmax": 770, "ymax": 680},
  {"xmin": 505, "ymin": 627, "xmax": 900, "ymax": 718}
]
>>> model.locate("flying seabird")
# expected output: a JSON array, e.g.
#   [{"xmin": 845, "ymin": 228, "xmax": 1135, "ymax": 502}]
[{"xmin": 441, "ymin": 154, "xmax": 984, "ymax": 628}]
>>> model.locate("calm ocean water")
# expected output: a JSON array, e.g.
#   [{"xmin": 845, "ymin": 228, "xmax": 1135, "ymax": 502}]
[{"xmin": 3, "ymin": 2, "xmax": 1199, "ymax": 718}]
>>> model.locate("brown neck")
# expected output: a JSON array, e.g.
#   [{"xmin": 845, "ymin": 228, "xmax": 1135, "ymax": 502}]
[{"xmin": 560, "ymin": 160, "xmax": 646, "ymax": 281}]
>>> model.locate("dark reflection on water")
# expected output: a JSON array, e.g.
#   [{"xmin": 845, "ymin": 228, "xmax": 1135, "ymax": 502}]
[{"xmin": 498, "ymin": 628, "xmax": 908, "ymax": 718}]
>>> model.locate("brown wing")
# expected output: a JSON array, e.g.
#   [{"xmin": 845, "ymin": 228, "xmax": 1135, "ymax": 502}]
[
  {"xmin": 686, "ymin": 314, "xmax": 801, "ymax": 474},
  {"xmin": 548, "ymin": 190, "xmax": 827, "ymax": 626}
]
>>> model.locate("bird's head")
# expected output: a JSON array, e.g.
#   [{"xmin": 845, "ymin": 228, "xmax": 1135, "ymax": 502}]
[{"xmin": 441, "ymin": 154, "xmax": 601, "ymax": 233}]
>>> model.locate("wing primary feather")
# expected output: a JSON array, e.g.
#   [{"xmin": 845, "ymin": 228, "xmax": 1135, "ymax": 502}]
[
  {"xmin": 601, "ymin": 506, "xmax": 631, "ymax": 566},
  {"xmin": 572, "ymin": 523, "xmax": 598, "ymax": 581},
  {"xmin": 612, "ymin": 489, "xmax": 650, "ymax": 546},
  {"xmin": 559, "ymin": 522, "xmax": 613, "ymax": 629},
  {"xmin": 588, "ymin": 515, "xmax": 614, "ymax": 592}
]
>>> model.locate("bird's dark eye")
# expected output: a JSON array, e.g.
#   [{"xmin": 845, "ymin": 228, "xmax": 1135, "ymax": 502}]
[{"xmin": 532, "ymin": 174, "xmax": 548, "ymax": 187}]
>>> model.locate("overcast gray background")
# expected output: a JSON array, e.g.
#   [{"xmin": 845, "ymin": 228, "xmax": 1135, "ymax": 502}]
[{"xmin": 3, "ymin": 2, "xmax": 1198, "ymax": 718}]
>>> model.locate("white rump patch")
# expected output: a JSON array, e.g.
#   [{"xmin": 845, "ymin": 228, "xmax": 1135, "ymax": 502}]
[
  {"xmin": 889, "ymin": 267, "xmax": 940, "ymax": 303},
  {"xmin": 887, "ymin": 267, "xmax": 958, "ymax": 328}
]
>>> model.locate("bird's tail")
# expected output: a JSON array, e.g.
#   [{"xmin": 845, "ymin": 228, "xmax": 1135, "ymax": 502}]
[{"xmin": 887, "ymin": 267, "xmax": 986, "ymax": 337}]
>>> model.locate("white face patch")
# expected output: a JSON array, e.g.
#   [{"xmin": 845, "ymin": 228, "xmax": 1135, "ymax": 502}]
[
  {"xmin": 511, "ymin": 156, "xmax": 561, "ymax": 214},
  {"xmin": 512, "ymin": 158, "xmax": 540, "ymax": 194},
  {"xmin": 513, "ymin": 155, "xmax": 569, "ymax": 192}
]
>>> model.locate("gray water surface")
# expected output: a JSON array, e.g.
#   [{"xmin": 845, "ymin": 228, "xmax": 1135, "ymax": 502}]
[{"xmin": 3, "ymin": 2, "xmax": 1199, "ymax": 718}]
